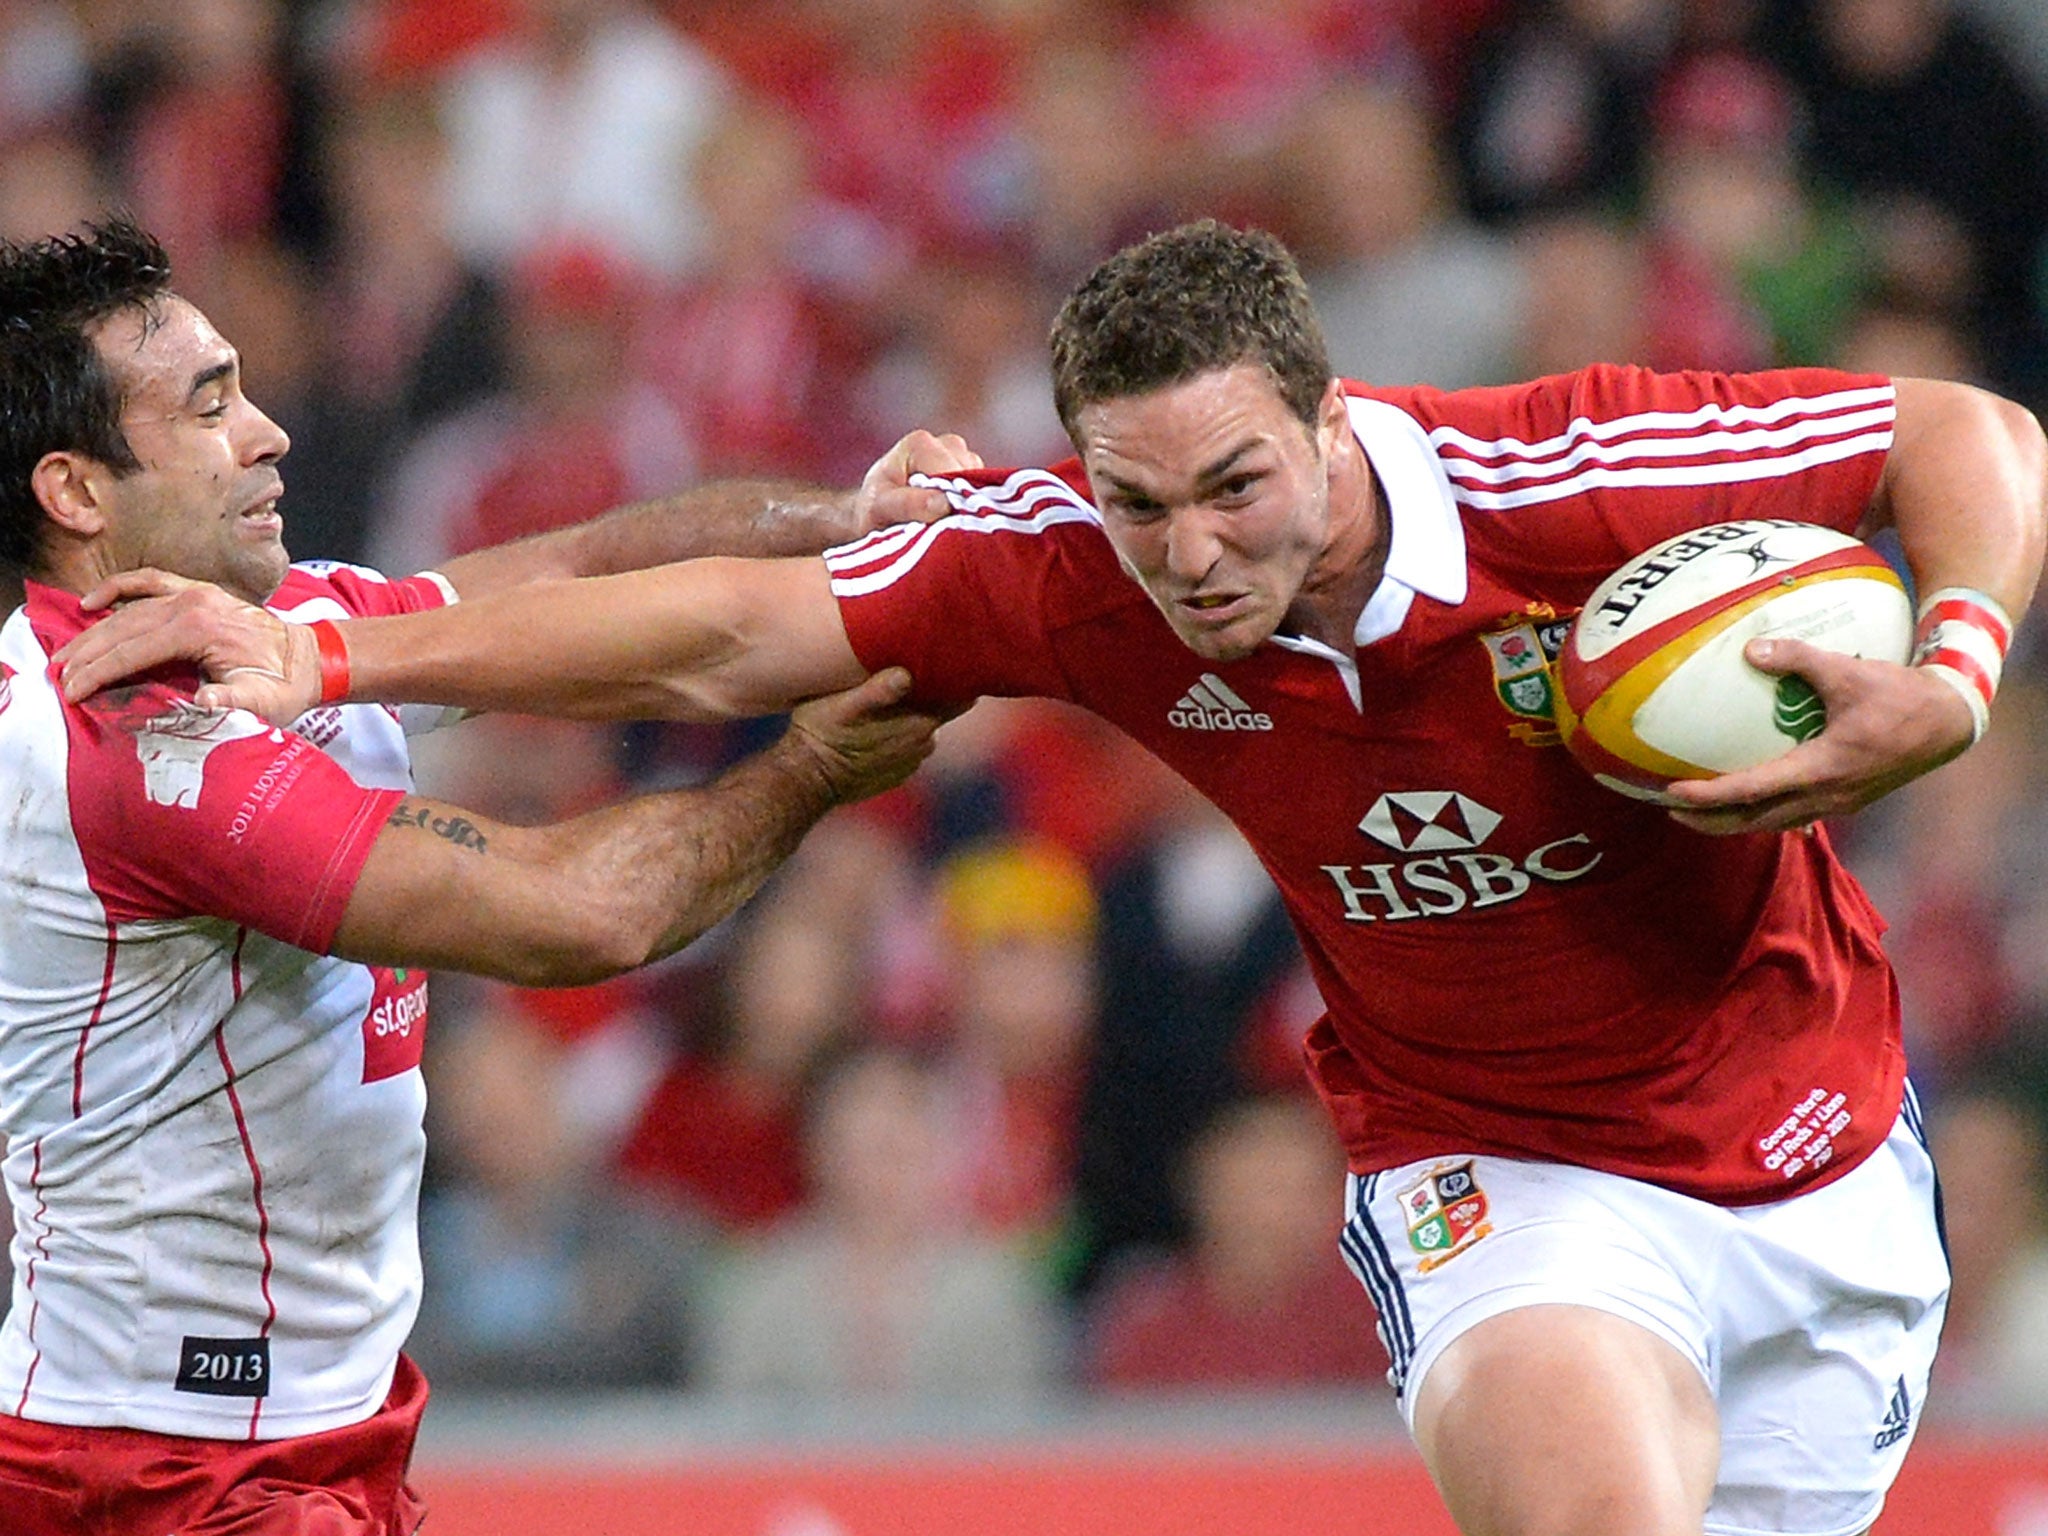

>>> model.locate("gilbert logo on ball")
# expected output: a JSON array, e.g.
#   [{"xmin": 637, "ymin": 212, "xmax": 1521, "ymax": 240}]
[{"xmin": 1556, "ymin": 520, "xmax": 1912, "ymax": 801}]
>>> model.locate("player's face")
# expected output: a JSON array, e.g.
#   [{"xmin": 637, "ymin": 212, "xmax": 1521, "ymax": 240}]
[
  {"xmin": 1076, "ymin": 364, "xmax": 1353, "ymax": 661},
  {"xmin": 89, "ymin": 296, "xmax": 292, "ymax": 605}
]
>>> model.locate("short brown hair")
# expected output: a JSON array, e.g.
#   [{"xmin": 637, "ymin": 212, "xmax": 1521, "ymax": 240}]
[{"xmin": 1048, "ymin": 220, "xmax": 1333, "ymax": 441}]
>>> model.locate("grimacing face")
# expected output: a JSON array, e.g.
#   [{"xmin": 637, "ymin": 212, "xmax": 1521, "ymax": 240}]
[
  {"xmin": 86, "ymin": 296, "xmax": 292, "ymax": 606},
  {"xmin": 1075, "ymin": 364, "xmax": 1354, "ymax": 662}
]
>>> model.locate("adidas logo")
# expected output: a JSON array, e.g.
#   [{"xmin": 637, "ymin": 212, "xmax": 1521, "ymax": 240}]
[
  {"xmin": 1167, "ymin": 674, "xmax": 1273, "ymax": 732},
  {"xmin": 1873, "ymin": 1375, "xmax": 1912, "ymax": 1450}
]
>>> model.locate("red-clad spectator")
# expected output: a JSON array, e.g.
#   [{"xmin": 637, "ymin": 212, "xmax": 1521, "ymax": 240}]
[
  {"xmin": 1085, "ymin": 1095, "xmax": 1389, "ymax": 1390},
  {"xmin": 698, "ymin": 1046, "xmax": 1063, "ymax": 1400},
  {"xmin": 120, "ymin": 0, "xmax": 291, "ymax": 282},
  {"xmin": 634, "ymin": 98, "xmax": 877, "ymax": 482},
  {"xmin": 347, "ymin": 0, "xmax": 519, "ymax": 83},
  {"xmin": 375, "ymin": 240, "xmax": 688, "ymax": 569},
  {"xmin": 616, "ymin": 818, "xmax": 920, "ymax": 1230},
  {"xmin": 694, "ymin": 0, "xmax": 1026, "ymax": 276},
  {"xmin": 1640, "ymin": 51, "xmax": 1867, "ymax": 372}
]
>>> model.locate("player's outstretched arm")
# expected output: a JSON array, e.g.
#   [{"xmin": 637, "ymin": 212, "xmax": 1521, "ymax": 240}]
[
  {"xmin": 430, "ymin": 430, "xmax": 984, "ymax": 598},
  {"xmin": 331, "ymin": 669, "xmax": 936, "ymax": 986},
  {"xmin": 1668, "ymin": 376, "xmax": 2048, "ymax": 834},
  {"xmin": 58, "ymin": 553, "xmax": 867, "ymax": 724}
]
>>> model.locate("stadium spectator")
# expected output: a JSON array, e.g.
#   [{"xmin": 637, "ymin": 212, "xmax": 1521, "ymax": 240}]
[
  {"xmin": 1923, "ymin": 1066, "xmax": 2048, "ymax": 1422},
  {"xmin": 697, "ymin": 1046, "xmax": 1064, "ymax": 1401},
  {"xmin": 371, "ymin": 239, "xmax": 688, "ymax": 574},
  {"xmin": 633, "ymin": 97, "xmax": 875, "ymax": 483},
  {"xmin": 1638, "ymin": 50, "xmax": 1877, "ymax": 374},
  {"xmin": 1452, "ymin": 0, "xmax": 1677, "ymax": 224},
  {"xmin": 300, "ymin": 86, "xmax": 511, "ymax": 563},
  {"xmin": 1291, "ymin": 81, "xmax": 1527, "ymax": 389},
  {"xmin": 434, "ymin": 0, "xmax": 732, "ymax": 279},
  {"xmin": 927, "ymin": 838, "xmax": 1098, "ymax": 1246},
  {"xmin": 614, "ymin": 827, "xmax": 905, "ymax": 1231},
  {"xmin": 406, "ymin": 994, "xmax": 701, "ymax": 1392},
  {"xmin": 1083, "ymin": 1094, "xmax": 1388, "ymax": 1391},
  {"xmin": 1072, "ymin": 786, "xmax": 1301, "ymax": 1296},
  {"xmin": 1771, "ymin": 0, "xmax": 2048, "ymax": 390},
  {"xmin": 854, "ymin": 250, "xmax": 1071, "ymax": 473}
]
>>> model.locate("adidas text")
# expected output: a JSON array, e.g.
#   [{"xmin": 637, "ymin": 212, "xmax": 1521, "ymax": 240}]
[
  {"xmin": 1167, "ymin": 707, "xmax": 1275, "ymax": 732},
  {"xmin": 1169, "ymin": 675, "xmax": 1274, "ymax": 732}
]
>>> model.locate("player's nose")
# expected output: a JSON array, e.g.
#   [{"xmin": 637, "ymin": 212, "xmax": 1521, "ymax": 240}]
[
  {"xmin": 240, "ymin": 399, "xmax": 291, "ymax": 465},
  {"xmin": 1163, "ymin": 507, "xmax": 1223, "ymax": 583}
]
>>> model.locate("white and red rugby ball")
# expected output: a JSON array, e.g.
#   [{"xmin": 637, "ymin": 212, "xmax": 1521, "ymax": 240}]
[{"xmin": 1558, "ymin": 520, "xmax": 1913, "ymax": 801}]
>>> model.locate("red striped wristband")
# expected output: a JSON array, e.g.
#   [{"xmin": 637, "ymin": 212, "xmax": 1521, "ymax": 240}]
[
  {"xmin": 310, "ymin": 619, "xmax": 352, "ymax": 705},
  {"xmin": 1911, "ymin": 586, "xmax": 2012, "ymax": 742}
]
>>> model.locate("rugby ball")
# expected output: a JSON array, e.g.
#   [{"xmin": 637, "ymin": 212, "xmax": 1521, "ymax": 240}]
[{"xmin": 1557, "ymin": 520, "xmax": 1913, "ymax": 801}]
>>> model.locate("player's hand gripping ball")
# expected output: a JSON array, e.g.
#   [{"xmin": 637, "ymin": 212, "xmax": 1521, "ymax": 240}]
[{"xmin": 1557, "ymin": 520, "xmax": 1913, "ymax": 801}]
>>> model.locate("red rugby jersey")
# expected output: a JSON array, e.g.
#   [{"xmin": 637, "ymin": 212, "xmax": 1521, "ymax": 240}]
[{"xmin": 828, "ymin": 364, "xmax": 1903, "ymax": 1207}]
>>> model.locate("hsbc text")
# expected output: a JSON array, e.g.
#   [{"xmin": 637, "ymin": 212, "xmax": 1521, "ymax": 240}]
[{"xmin": 1320, "ymin": 834, "xmax": 1603, "ymax": 921}]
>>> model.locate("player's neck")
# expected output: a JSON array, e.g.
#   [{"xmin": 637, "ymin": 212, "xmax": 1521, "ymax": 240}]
[{"xmin": 1286, "ymin": 436, "xmax": 1387, "ymax": 652}]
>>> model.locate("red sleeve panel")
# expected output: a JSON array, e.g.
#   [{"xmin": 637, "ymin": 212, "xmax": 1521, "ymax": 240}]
[
  {"xmin": 825, "ymin": 466, "xmax": 1112, "ymax": 708},
  {"xmin": 29, "ymin": 586, "xmax": 399, "ymax": 953},
  {"xmin": 1399, "ymin": 365, "xmax": 1895, "ymax": 593},
  {"xmin": 270, "ymin": 562, "xmax": 453, "ymax": 619}
]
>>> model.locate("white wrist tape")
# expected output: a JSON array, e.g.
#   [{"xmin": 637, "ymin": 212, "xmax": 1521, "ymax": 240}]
[{"xmin": 1911, "ymin": 586, "xmax": 2014, "ymax": 743}]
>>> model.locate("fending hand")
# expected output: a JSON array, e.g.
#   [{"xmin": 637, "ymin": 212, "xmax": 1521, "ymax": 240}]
[
  {"xmin": 853, "ymin": 430, "xmax": 986, "ymax": 533},
  {"xmin": 1661, "ymin": 637, "xmax": 1977, "ymax": 835},
  {"xmin": 54, "ymin": 569, "xmax": 321, "ymax": 725},
  {"xmin": 784, "ymin": 667, "xmax": 943, "ymax": 804}
]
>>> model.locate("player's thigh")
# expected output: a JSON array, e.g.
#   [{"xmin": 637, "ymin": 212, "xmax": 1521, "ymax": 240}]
[{"xmin": 1413, "ymin": 1302, "xmax": 1719, "ymax": 1536}]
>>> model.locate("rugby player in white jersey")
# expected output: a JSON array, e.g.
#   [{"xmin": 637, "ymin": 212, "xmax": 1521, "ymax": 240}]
[
  {"xmin": 62, "ymin": 222, "xmax": 2048, "ymax": 1536},
  {"xmin": 0, "ymin": 220, "xmax": 957, "ymax": 1535}
]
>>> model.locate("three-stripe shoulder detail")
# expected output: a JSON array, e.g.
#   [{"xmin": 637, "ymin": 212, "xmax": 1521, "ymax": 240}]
[
  {"xmin": 1430, "ymin": 385, "xmax": 1897, "ymax": 513},
  {"xmin": 825, "ymin": 468, "xmax": 1099, "ymax": 598}
]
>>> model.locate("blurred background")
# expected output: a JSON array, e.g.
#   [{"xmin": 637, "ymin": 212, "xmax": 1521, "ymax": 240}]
[{"xmin": 9, "ymin": 0, "xmax": 2048, "ymax": 1527}]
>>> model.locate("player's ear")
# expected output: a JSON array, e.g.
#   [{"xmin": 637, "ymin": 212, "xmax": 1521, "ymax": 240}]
[
  {"xmin": 31, "ymin": 450, "xmax": 113, "ymax": 539},
  {"xmin": 1315, "ymin": 378, "xmax": 1348, "ymax": 451}
]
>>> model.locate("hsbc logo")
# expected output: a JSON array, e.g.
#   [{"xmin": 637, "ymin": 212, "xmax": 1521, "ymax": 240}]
[
  {"xmin": 1360, "ymin": 792, "xmax": 1503, "ymax": 852},
  {"xmin": 1322, "ymin": 790, "xmax": 1602, "ymax": 923}
]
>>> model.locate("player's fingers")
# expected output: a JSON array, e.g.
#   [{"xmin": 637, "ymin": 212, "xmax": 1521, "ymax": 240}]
[
  {"xmin": 75, "ymin": 566, "xmax": 197, "ymax": 612},
  {"xmin": 1744, "ymin": 636, "xmax": 1862, "ymax": 694},
  {"xmin": 1668, "ymin": 788, "xmax": 1814, "ymax": 835},
  {"xmin": 57, "ymin": 609, "xmax": 201, "ymax": 700},
  {"xmin": 1661, "ymin": 739, "xmax": 1844, "ymax": 809},
  {"xmin": 853, "ymin": 666, "xmax": 915, "ymax": 707},
  {"xmin": 792, "ymin": 667, "xmax": 915, "ymax": 730},
  {"xmin": 929, "ymin": 433, "xmax": 984, "ymax": 471},
  {"xmin": 865, "ymin": 485, "xmax": 954, "ymax": 526}
]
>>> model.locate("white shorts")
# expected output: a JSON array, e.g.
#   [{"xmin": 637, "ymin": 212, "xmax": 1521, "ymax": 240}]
[{"xmin": 1340, "ymin": 1091, "xmax": 1949, "ymax": 1536}]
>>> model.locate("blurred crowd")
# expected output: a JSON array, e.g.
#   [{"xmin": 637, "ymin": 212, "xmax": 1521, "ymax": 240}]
[{"xmin": 7, "ymin": 0, "xmax": 2048, "ymax": 1423}]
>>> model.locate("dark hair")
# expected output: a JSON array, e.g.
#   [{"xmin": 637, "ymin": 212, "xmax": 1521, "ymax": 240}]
[
  {"xmin": 0, "ymin": 220, "xmax": 173, "ymax": 574},
  {"xmin": 1048, "ymin": 220, "xmax": 1333, "ymax": 442}
]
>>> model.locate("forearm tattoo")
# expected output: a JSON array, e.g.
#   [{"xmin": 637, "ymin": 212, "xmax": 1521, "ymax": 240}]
[{"xmin": 387, "ymin": 800, "xmax": 488, "ymax": 855}]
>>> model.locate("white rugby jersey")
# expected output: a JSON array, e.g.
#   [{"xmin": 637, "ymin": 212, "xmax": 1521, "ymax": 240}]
[{"xmin": 0, "ymin": 562, "xmax": 451, "ymax": 1440}]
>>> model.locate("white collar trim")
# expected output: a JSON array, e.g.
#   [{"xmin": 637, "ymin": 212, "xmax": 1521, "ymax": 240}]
[{"xmin": 1344, "ymin": 395, "xmax": 1467, "ymax": 647}]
